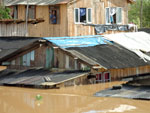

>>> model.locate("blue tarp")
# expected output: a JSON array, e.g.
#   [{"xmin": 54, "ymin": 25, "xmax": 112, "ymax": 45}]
[{"xmin": 43, "ymin": 35, "xmax": 110, "ymax": 48}]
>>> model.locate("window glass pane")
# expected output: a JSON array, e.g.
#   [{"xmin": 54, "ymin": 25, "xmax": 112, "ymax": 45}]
[
  {"xmin": 80, "ymin": 8, "xmax": 86, "ymax": 23},
  {"xmin": 88, "ymin": 9, "xmax": 92, "ymax": 22},
  {"xmin": 75, "ymin": 9, "xmax": 79, "ymax": 23},
  {"xmin": 106, "ymin": 8, "xmax": 110, "ymax": 24},
  {"xmin": 31, "ymin": 51, "xmax": 35, "ymax": 61},
  {"xmin": 117, "ymin": 8, "xmax": 122, "ymax": 23}
]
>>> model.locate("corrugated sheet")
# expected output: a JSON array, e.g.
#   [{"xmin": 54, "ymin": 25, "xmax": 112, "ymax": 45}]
[
  {"xmin": 104, "ymin": 32, "xmax": 150, "ymax": 62},
  {"xmin": 104, "ymin": 32, "xmax": 150, "ymax": 52},
  {"xmin": 67, "ymin": 44, "xmax": 149, "ymax": 69},
  {"xmin": 43, "ymin": 35, "xmax": 109, "ymax": 48},
  {"xmin": 0, "ymin": 69, "xmax": 88, "ymax": 86},
  {"xmin": 0, "ymin": 37, "xmax": 39, "ymax": 61},
  {"xmin": 4, "ymin": 0, "xmax": 70, "ymax": 6}
]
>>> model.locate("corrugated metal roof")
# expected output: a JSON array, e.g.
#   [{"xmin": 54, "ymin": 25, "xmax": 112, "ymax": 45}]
[
  {"xmin": 4, "ymin": 0, "xmax": 70, "ymax": 6},
  {"xmin": 43, "ymin": 35, "xmax": 109, "ymax": 48},
  {"xmin": 104, "ymin": 32, "xmax": 150, "ymax": 62},
  {"xmin": 0, "ymin": 69, "xmax": 89, "ymax": 87},
  {"xmin": 0, "ymin": 37, "xmax": 39, "ymax": 61},
  {"xmin": 67, "ymin": 44, "xmax": 149, "ymax": 69}
]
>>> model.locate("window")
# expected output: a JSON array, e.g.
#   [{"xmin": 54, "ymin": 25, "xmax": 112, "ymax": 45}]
[
  {"xmin": 9, "ymin": 6, "xmax": 18, "ymax": 19},
  {"xmin": 65, "ymin": 55, "xmax": 69, "ymax": 69},
  {"xmin": 49, "ymin": 6, "xmax": 60, "ymax": 24},
  {"xmin": 74, "ymin": 8, "xmax": 92, "ymax": 24},
  {"xmin": 96, "ymin": 72, "xmax": 111, "ymax": 83},
  {"xmin": 25, "ymin": 5, "xmax": 36, "ymax": 19},
  {"xmin": 22, "ymin": 50, "xmax": 35, "ymax": 66},
  {"xmin": 105, "ymin": 7, "xmax": 122, "ymax": 24}
]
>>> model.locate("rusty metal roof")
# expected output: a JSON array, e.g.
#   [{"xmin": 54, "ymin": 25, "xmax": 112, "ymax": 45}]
[{"xmin": 4, "ymin": 0, "xmax": 70, "ymax": 6}]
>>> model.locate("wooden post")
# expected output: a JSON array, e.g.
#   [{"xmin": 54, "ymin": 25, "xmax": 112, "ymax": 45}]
[{"xmin": 25, "ymin": 0, "xmax": 29, "ymax": 36}]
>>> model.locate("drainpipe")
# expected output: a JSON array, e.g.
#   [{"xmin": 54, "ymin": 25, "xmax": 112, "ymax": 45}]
[{"xmin": 25, "ymin": 0, "xmax": 29, "ymax": 36}]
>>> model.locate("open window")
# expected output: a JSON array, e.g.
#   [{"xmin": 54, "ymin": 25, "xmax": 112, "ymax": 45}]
[
  {"xmin": 49, "ymin": 6, "xmax": 60, "ymax": 24},
  {"xmin": 9, "ymin": 6, "xmax": 18, "ymax": 19},
  {"xmin": 74, "ymin": 8, "xmax": 92, "ymax": 24},
  {"xmin": 105, "ymin": 7, "xmax": 122, "ymax": 24},
  {"xmin": 25, "ymin": 5, "xmax": 36, "ymax": 19}
]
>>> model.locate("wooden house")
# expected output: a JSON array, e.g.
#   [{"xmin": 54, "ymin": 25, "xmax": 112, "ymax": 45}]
[
  {"xmin": 1, "ymin": 34, "xmax": 150, "ymax": 83},
  {"xmin": 0, "ymin": 36, "xmax": 93, "ymax": 70},
  {"xmin": 3, "ymin": 0, "xmax": 134, "ymax": 37}
]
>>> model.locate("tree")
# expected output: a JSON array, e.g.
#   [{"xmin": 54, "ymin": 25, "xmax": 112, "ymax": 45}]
[
  {"xmin": 128, "ymin": 0, "xmax": 150, "ymax": 28},
  {"xmin": 0, "ymin": 5, "xmax": 11, "ymax": 19}
]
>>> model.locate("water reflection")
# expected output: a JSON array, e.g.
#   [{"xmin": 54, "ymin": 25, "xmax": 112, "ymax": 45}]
[{"xmin": 0, "ymin": 82, "xmax": 149, "ymax": 113}]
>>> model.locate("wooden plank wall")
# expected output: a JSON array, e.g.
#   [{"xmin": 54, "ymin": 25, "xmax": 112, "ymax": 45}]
[
  {"xmin": 0, "ymin": 23, "xmax": 26, "ymax": 36},
  {"xmin": 109, "ymin": 65, "xmax": 150, "ymax": 80},
  {"xmin": 27, "ymin": 5, "xmax": 68, "ymax": 37},
  {"xmin": 67, "ymin": 0, "xmax": 129, "ymax": 36}
]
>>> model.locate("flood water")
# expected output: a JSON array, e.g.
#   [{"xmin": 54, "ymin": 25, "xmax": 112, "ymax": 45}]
[{"xmin": 0, "ymin": 82, "xmax": 150, "ymax": 113}]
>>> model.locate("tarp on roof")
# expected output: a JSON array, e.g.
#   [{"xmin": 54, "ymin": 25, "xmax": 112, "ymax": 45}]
[
  {"xmin": 4, "ymin": 0, "xmax": 70, "ymax": 6},
  {"xmin": 104, "ymin": 32, "xmax": 150, "ymax": 62},
  {"xmin": 43, "ymin": 35, "xmax": 109, "ymax": 48}
]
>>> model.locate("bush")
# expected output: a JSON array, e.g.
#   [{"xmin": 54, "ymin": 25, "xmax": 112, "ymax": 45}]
[{"xmin": 0, "ymin": 6, "xmax": 11, "ymax": 19}]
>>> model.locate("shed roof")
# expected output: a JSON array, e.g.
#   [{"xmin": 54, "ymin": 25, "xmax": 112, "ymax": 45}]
[
  {"xmin": 67, "ymin": 44, "xmax": 149, "ymax": 69},
  {"xmin": 0, "ymin": 68, "xmax": 88, "ymax": 87},
  {"xmin": 4, "ymin": 0, "xmax": 70, "ymax": 6},
  {"xmin": 0, "ymin": 37, "xmax": 40, "ymax": 62},
  {"xmin": 43, "ymin": 35, "xmax": 109, "ymax": 48}
]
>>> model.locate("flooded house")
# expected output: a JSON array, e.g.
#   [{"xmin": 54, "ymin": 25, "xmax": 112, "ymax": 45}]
[
  {"xmin": 0, "ymin": 36, "xmax": 98, "ymax": 88},
  {"xmin": 1, "ymin": 32, "xmax": 150, "ymax": 88},
  {"xmin": 1, "ymin": 0, "xmax": 135, "ymax": 37}
]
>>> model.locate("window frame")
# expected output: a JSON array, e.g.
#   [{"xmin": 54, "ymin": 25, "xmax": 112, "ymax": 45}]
[
  {"xmin": 49, "ymin": 5, "xmax": 60, "ymax": 24},
  {"xmin": 25, "ymin": 5, "xmax": 36, "ymax": 19},
  {"xmin": 105, "ymin": 7, "xmax": 122, "ymax": 25},
  {"xmin": 74, "ymin": 8, "xmax": 92, "ymax": 24}
]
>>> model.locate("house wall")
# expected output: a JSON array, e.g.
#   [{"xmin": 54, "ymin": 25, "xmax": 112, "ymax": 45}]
[
  {"xmin": 6, "ymin": 44, "xmax": 90, "ymax": 70},
  {"xmin": 0, "ymin": 23, "xmax": 26, "ymax": 36},
  {"xmin": 67, "ymin": 0, "xmax": 129, "ymax": 36},
  {"xmin": 17, "ymin": 5, "xmax": 68, "ymax": 37},
  {"xmin": 92, "ymin": 65, "xmax": 150, "ymax": 81},
  {"xmin": 109, "ymin": 65, "xmax": 150, "ymax": 80}
]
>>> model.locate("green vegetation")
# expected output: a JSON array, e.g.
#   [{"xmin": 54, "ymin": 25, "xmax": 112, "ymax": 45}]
[
  {"xmin": 128, "ymin": 0, "xmax": 150, "ymax": 28},
  {"xmin": 0, "ymin": 5, "xmax": 11, "ymax": 19}
]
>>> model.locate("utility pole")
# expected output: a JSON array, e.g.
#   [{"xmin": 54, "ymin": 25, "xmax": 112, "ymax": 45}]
[
  {"xmin": 25, "ymin": 0, "xmax": 29, "ymax": 36},
  {"xmin": 140, "ymin": 0, "xmax": 143, "ymax": 28}
]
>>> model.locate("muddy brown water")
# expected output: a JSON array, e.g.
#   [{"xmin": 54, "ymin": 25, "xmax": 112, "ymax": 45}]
[{"xmin": 0, "ymin": 81, "xmax": 149, "ymax": 113}]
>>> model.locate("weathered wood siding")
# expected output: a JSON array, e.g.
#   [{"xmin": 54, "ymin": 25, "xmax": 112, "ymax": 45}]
[
  {"xmin": 27, "ymin": 5, "xmax": 68, "ymax": 37},
  {"xmin": 92, "ymin": 65, "xmax": 150, "ymax": 81},
  {"xmin": 109, "ymin": 65, "xmax": 150, "ymax": 80},
  {"xmin": 0, "ymin": 23, "xmax": 26, "ymax": 36},
  {"xmin": 6, "ymin": 44, "xmax": 90, "ymax": 70},
  {"xmin": 67, "ymin": 0, "xmax": 128, "ymax": 36}
]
